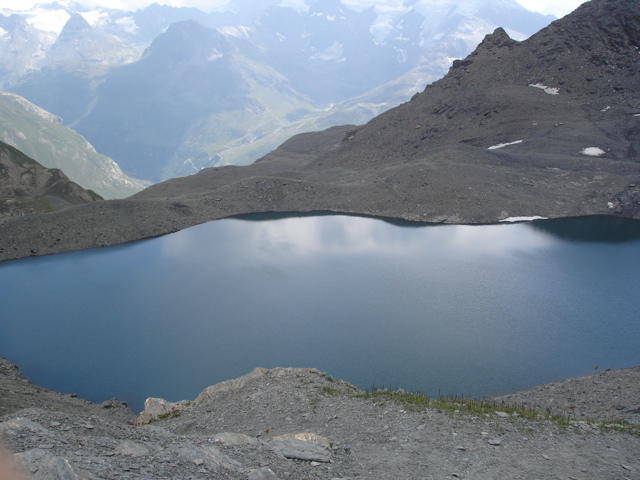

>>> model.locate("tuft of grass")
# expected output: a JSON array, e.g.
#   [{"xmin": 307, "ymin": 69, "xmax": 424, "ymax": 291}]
[
  {"xmin": 357, "ymin": 386, "xmax": 568, "ymax": 424},
  {"xmin": 322, "ymin": 386, "xmax": 340, "ymax": 396},
  {"xmin": 355, "ymin": 386, "xmax": 640, "ymax": 436}
]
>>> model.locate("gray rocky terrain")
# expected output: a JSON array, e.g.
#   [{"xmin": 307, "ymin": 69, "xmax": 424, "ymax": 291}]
[
  {"xmin": 1, "ymin": 0, "xmax": 639, "ymax": 263},
  {"xmin": 1, "ymin": 360, "xmax": 639, "ymax": 479},
  {"xmin": 0, "ymin": 141, "xmax": 102, "ymax": 225}
]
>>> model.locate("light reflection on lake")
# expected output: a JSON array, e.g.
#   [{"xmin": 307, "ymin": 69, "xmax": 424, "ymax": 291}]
[{"xmin": 1, "ymin": 214, "xmax": 639, "ymax": 412}]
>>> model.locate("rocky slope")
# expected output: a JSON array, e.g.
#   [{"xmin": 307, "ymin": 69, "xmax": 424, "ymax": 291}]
[
  {"xmin": 1, "ymin": 360, "xmax": 639, "ymax": 480},
  {"xmin": 0, "ymin": 0, "xmax": 638, "ymax": 263},
  {"xmin": 0, "ymin": 141, "xmax": 102, "ymax": 224}
]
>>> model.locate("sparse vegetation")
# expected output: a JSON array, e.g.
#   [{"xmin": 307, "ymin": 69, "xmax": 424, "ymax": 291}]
[
  {"xmin": 355, "ymin": 386, "xmax": 640, "ymax": 435},
  {"xmin": 321, "ymin": 386, "xmax": 340, "ymax": 396}
]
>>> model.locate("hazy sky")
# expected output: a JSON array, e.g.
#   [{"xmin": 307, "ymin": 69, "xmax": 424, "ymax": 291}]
[{"xmin": 3, "ymin": 0, "xmax": 589, "ymax": 17}]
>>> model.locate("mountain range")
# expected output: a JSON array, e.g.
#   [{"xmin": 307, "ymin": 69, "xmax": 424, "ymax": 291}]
[
  {"xmin": 0, "ymin": 0, "xmax": 637, "ymax": 263},
  {"xmin": 1, "ymin": 0, "xmax": 554, "ymax": 182}
]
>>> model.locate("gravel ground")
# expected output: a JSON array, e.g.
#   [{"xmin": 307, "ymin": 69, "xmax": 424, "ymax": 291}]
[{"xmin": 1, "ymin": 361, "xmax": 639, "ymax": 479}]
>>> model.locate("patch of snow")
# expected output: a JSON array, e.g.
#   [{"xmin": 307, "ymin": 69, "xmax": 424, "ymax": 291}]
[
  {"xmin": 529, "ymin": 83, "xmax": 560, "ymax": 95},
  {"xmin": 601, "ymin": 106, "xmax": 611, "ymax": 112},
  {"xmin": 326, "ymin": 15, "xmax": 336, "ymax": 21},
  {"xmin": 394, "ymin": 46, "xmax": 407, "ymax": 63},
  {"xmin": 450, "ymin": 16, "xmax": 494, "ymax": 50},
  {"xmin": 81, "ymin": 10, "xmax": 108, "ymax": 27},
  {"xmin": 581, "ymin": 147, "xmax": 606, "ymax": 157},
  {"xmin": 488, "ymin": 140, "xmax": 523, "ymax": 150},
  {"xmin": 217, "ymin": 26, "xmax": 252, "ymax": 38},
  {"xmin": 0, "ymin": 27, "xmax": 7, "ymax": 37},
  {"xmin": 310, "ymin": 41, "xmax": 345, "ymax": 62},
  {"xmin": 207, "ymin": 49, "xmax": 223, "ymax": 61},
  {"xmin": 115, "ymin": 16, "xmax": 137, "ymax": 35},
  {"xmin": 500, "ymin": 216, "xmax": 547, "ymax": 223},
  {"xmin": 277, "ymin": 0, "xmax": 309, "ymax": 12},
  {"xmin": 608, "ymin": 202, "xmax": 616, "ymax": 209},
  {"xmin": 23, "ymin": 8, "xmax": 70, "ymax": 34},
  {"xmin": 433, "ymin": 32, "xmax": 444, "ymax": 41},
  {"xmin": 634, "ymin": 114, "xmax": 640, "ymax": 117}
]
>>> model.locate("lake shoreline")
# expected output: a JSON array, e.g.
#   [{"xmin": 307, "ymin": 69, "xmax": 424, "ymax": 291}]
[
  {"xmin": 1, "ymin": 195, "xmax": 639, "ymax": 264},
  {"xmin": 2, "ymin": 357, "xmax": 639, "ymax": 479},
  {"xmin": 3, "ymin": 354, "xmax": 639, "ymax": 423}
]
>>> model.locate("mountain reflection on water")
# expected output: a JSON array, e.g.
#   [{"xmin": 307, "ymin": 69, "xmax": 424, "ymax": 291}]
[{"xmin": 1, "ymin": 214, "xmax": 639, "ymax": 412}]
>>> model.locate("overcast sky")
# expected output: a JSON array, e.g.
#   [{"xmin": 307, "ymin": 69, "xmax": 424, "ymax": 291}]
[{"xmin": 3, "ymin": 0, "xmax": 588, "ymax": 18}]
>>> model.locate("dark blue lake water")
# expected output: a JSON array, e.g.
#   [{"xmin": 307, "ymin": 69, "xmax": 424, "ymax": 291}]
[{"xmin": 2, "ymin": 214, "xmax": 640, "ymax": 413}]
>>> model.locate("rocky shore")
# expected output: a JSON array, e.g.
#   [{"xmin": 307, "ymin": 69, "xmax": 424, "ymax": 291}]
[{"xmin": 1, "ymin": 358, "xmax": 639, "ymax": 479}]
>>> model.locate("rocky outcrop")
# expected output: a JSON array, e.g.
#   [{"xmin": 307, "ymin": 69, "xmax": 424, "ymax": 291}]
[{"xmin": 0, "ymin": 141, "xmax": 102, "ymax": 224}]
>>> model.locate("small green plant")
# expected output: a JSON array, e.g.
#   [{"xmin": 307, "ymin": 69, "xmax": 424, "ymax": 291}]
[
  {"xmin": 134, "ymin": 404, "xmax": 186, "ymax": 426},
  {"xmin": 357, "ymin": 386, "xmax": 567, "ymax": 424},
  {"xmin": 322, "ymin": 386, "xmax": 340, "ymax": 396},
  {"xmin": 157, "ymin": 409, "xmax": 182, "ymax": 420}
]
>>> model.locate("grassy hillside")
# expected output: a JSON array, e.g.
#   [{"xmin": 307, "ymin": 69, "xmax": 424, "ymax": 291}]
[{"xmin": 0, "ymin": 91, "xmax": 144, "ymax": 199}]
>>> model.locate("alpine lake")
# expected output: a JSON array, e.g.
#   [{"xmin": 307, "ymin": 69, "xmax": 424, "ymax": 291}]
[{"xmin": 2, "ymin": 213, "xmax": 639, "ymax": 413}]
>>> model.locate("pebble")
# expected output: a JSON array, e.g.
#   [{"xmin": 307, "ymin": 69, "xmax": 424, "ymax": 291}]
[{"xmin": 487, "ymin": 439, "xmax": 501, "ymax": 446}]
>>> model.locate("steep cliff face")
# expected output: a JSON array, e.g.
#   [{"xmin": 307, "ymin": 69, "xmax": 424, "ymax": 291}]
[{"xmin": 0, "ymin": 141, "xmax": 102, "ymax": 223}]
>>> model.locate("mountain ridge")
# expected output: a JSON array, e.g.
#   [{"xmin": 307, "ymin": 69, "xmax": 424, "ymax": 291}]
[
  {"xmin": 0, "ymin": 0, "xmax": 638, "ymax": 263},
  {"xmin": 3, "ymin": 0, "xmax": 554, "ymax": 181},
  {"xmin": 0, "ymin": 140, "xmax": 102, "ymax": 224},
  {"xmin": 0, "ymin": 90, "xmax": 145, "ymax": 199}
]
